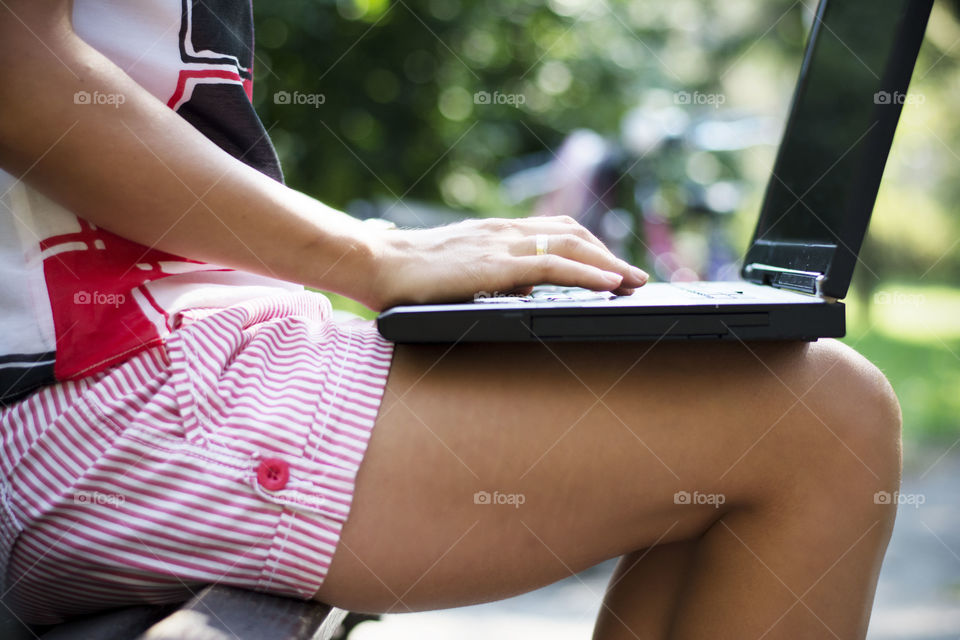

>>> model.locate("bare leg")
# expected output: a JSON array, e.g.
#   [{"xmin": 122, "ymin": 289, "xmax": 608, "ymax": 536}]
[
  {"xmin": 592, "ymin": 542, "xmax": 698, "ymax": 639},
  {"xmin": 315, "ymin": 338, "xmax": 900, "ymax": 639}
]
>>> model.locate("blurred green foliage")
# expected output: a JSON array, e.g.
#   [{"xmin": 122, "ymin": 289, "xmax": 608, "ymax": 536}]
[
  {"xmin": 252, "ymin": 0, "xmax": 808, "ymax": 211},
  {"xmin": 254, "ymin": 0, "xmax": 960, "ymax": 440}
]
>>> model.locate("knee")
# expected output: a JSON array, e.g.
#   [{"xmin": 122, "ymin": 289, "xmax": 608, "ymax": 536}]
[{"xmin": 793, "ymin": 339, "xmax": 902, "ymax": 495}]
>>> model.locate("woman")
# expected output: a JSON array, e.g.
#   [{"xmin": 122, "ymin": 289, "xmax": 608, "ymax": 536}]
[{"xmin": 0, "ymin": 1, "xmax": 900, "ymax": 638}]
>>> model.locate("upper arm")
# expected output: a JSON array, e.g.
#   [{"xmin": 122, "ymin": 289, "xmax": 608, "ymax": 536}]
[
  {"xmin": 0, "ymin": 1, "xmax": 75, "ymax": 60},
  {"xmin": 0, "ymin": 1, "xmax": 81, "ymax": 151}
]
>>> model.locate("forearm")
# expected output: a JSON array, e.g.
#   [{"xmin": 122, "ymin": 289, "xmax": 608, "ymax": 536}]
[{"xmin": 0, "ymin": 5, "xmax": 381, "ymax": 307}]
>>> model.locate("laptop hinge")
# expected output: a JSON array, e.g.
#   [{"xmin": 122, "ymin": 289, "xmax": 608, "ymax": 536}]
[{"xmin": 743, "ymin": 263, "xmax": 837, "ymax": 302}]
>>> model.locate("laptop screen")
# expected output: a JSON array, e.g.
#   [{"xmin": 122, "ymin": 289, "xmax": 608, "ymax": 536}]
[{"xmin": 743, "ymin": 0, "xmax": 931, "ymax": 299}]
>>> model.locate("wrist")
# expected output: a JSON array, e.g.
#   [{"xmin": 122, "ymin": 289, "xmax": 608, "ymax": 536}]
[
  {"xmin": 304, "ymin": 214, "xmax": 399, "ymax": 311},
  {"xmin": 352, "ymin": 221, "xmax": 393, "ymax": 311},
  {"xmin": 356, "ymin": 223, "xmax": 404, "ymax": 312}
]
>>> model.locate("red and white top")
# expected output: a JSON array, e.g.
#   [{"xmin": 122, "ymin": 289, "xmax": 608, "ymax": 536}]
[{"xmin": 0, "ymin": 0, "xmax": 302, "ymax": 404}]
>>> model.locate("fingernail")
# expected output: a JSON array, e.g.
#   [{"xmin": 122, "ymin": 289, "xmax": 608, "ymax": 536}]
[
  {"xmin": 604, "ymin": 271, "xmax": 624, "ymax": 286},
  {"xmin": 631, "ymin": 266, "xmax": 649, "ymax": 282}
]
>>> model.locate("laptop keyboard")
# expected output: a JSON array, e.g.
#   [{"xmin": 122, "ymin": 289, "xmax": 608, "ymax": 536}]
[
  {"xmin": 474, "ymin": 286, "xmax": 617, "ymax": 304},
  {"xmin": 670, "ymin": 285, "xmax": 747, "ymax": 299},
  {"xmin": 529, "ymin": 286, "xmax": 618, "ymax": 302},
  {"xmin": 472, "ymin": 284, "xmax": 753, "ymax": 304}
]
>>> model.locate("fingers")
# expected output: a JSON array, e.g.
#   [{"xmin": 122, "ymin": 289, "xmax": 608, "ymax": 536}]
[
  {"xmin": 468, "ymin": 215, "xmax": 649, "ymax": 295},
  {"xmin": 508, "ymin": 254, "xmax": 627, "ymax": 293},
  {"xmin": 525, "ymin": 232, "xmax": 648, "ymax": 288},
  {"xmin": 519, "ymin": 215, "xmax": 610, "ymax": 254}
]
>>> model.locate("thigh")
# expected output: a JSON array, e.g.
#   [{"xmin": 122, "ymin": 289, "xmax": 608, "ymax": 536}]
[{"xmin": 315, "ymin": 338, "xmax": 872, "ymax": 613}]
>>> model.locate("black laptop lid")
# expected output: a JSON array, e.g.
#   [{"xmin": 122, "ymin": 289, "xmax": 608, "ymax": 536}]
[{"xmin": 742, "ymin": 0, "xmax": 932, "ymax": 299}]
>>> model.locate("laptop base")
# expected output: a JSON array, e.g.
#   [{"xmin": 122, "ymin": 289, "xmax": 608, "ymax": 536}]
[{"xmin": 377, "ymin": 282, "xmax": 845, "ymax": 343}]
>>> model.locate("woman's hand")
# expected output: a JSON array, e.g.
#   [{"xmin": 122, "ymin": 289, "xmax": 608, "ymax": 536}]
[{"xmin": 363, "ymin": 215, "xmax": 649, "ymax": 311}]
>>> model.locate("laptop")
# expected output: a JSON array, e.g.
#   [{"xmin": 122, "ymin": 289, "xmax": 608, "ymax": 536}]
[{"xmin": 377, "ymin": 0, "xmax": 932, "ymax": 344}]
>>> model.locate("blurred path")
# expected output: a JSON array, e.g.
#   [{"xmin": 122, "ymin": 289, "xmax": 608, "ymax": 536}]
[
  {"xmin": 868, "ymin": 444, "xmax": 960, "ymax": 639},
  {"xmin": 351, "ymin": 446, "xmax": 960, "ymax": 640}
]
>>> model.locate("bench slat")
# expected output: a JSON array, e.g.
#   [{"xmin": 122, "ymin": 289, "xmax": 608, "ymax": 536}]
[
  {"xmin": 37, "ymin": 604, "xmax": 176, "ymax": 640},
  {"xmin": 138, "ymin": 585, "xmax": 347, "ymax": 640}
]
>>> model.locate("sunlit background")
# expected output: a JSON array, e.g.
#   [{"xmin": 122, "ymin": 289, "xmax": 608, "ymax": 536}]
[{"xmin": 251, "ymin": 1, "xmax": 960, "ymax": 637}]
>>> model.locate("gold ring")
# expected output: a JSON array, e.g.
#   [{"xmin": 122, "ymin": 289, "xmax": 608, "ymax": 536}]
[{"xmin": 535, "ymin": 234, "xmax": 549, "ymax": 256}]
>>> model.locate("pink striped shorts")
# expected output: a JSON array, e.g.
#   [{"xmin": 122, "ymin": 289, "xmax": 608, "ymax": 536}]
[{"xmin": 0, "ymin": 291, "xmax": 394, "ymax": 624}]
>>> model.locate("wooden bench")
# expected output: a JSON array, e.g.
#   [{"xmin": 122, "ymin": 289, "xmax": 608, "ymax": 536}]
[{"xmin": 1, "ymin": 585, "xmax": 377, "ymax": 639}]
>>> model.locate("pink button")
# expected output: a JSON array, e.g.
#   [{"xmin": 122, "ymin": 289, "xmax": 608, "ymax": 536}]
[{"xmin": 257, "ymin": 457, "xmax": 289, "ymax": 491}]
